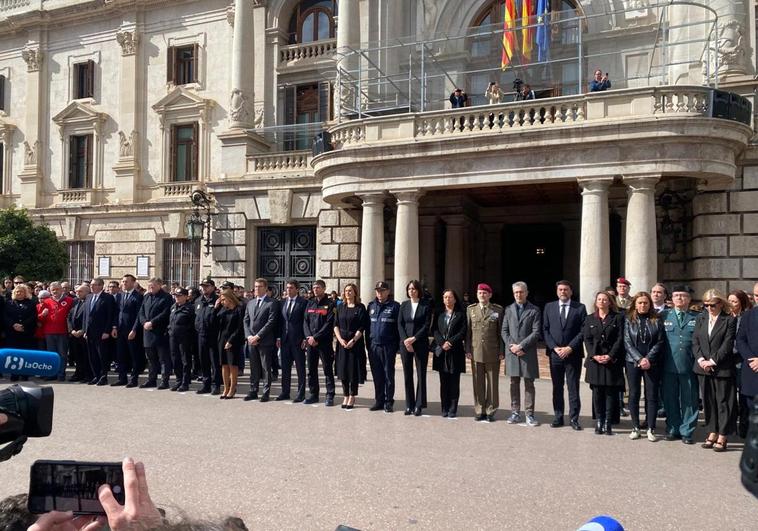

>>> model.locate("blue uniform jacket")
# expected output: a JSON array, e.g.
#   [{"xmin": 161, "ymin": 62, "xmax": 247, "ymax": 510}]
[{"xmin": 367, "ymin": 298, "xmax": 400, "ymax": 347}]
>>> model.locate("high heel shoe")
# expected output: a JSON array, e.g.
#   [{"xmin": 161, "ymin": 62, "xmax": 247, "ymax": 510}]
[
  {"xmin": 713, "ymin": 439, "xmax": 728, "ymax": 452},
  {"xmin": 702, "ymin": 435, "xmax": 718, "ymax": 449},
  {"xmin": 346, "ymin": 397, "xmax": 355, "ymax": 410},
  {"xmin": 219, "ymin": 395, "xmax": 227, "ymax": 400}
]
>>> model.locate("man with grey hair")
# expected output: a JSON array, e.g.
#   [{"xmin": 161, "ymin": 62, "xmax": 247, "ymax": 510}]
[
  {"xmin": 38, "ymin": 281, "xmax": 74, "ymax": 381},
  {"xmin": 68, "ymin": 283, "xmax": 92, "ymax": 382},
  {"xmin": 501, "ymin": 281, "xmax": 542, "ymax": 426}
]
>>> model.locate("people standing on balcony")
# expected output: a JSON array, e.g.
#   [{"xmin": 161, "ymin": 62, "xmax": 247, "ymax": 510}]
[
  {"xmin": 398, "ymin": 280, "xmax": 433, "ymax": 417},
  {"xmin": 367, "ymin": 281, "xmax": 401, "ymax": 413},
  {"xmin": 660, "ymin": 285, "xmax": 699, "ymax": 444},
  {"xmin": 501, "ymin": 281, "xmax": 542, "ymax": 427},
  {"xmin": 693, "ymin": 289, "xmax": 737, "ymax": 452},
  {"xmin": 589, "ymin": 69, "xmax": 611, "ymax": 92},
  {"xmin": 277, "ymin": 280, "xmax": 308, "ymax": 402},
  {"xmin": 466, "ymin": 283, "xmax": 504, "ymax": 422},
  {"xmin": 449, "ymin": 88, "xmax": 469, "ymax": 108},
  {"xmin": 583, "ymin": 291, "xmax": 625, "ymax": 435},
  {"xmin": 516, "ymin": 83, "xmax": 536, "ymax": 101},
  {"xmin": 543, "ymin": 280, "xmax": 586, "ymax": 430},
  {"xmin": 433, "ymin": 289, "xmax": 467, "ymax": 418},
  {"xmin": 484, "ymin": 82, "xmax": 502, "ymax": 104},
  {"xmin": 334, "ymin": 283, "xmax": 367, "ymax": 410},
  {"xmin": 729, "ymin": 288, "xmax": 754, "ymax": 438},
  {"xmin": 624, "ymin": 292, "xmax": 665, "ymax": 442}
]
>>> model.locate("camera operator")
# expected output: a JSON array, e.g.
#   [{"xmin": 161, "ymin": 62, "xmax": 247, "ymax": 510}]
[
  {"xmin": 589, "ymin": 69, "xmax": 611, "ymax": 92},
  {"xmin": 517, "ymin": 83, "xmax": 536, "ymax": 101}
]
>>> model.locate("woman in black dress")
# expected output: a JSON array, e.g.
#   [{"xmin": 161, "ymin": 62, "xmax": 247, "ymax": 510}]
[
  {"xmin": 216, "ymin": 289, "xmax": 244, "ymax": 399},
  {"xmin": 4, "ymin": 284, "xmax": 37, "ymax": 382},
  {"xmin": 334, "ymin": 283, "xmax": 367, "ymax": 409},
  {"xmin": 583, "ymin": 291, "xmax": 625, "ymax": 435},
  {"xmin": 432, "ymin": 289, "xmax": 467, "ymax": 418}
]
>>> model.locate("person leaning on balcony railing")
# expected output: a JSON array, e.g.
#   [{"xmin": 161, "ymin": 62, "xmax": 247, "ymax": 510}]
[{"xmin": 589, "ymin": 69, "xmax": 611, "ymax": 92}]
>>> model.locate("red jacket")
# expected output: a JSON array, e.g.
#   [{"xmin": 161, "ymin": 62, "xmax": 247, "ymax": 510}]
[{"xmin": 38, "ymin": 295, "xmax": 74, "ymax": 336}]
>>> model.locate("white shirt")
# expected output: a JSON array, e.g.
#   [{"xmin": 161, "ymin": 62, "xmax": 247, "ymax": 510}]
[
  {"xmin": 411, "ymin": 301, "xmax": 419, "ymax": 318},
  {"xmin": 708, "ymin": 314, "xmax": 718, "ymax": 337}
]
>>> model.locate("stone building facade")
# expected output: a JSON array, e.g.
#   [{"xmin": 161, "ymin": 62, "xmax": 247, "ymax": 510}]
[{"xmin": 0, "ymin": 0, "xmax": 756, "ymax": 308}]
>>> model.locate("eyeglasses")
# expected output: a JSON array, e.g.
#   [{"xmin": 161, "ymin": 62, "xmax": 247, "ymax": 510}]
[{"xmin": 703, "ymin": 303, "xmax": 720, "ymax": 308}]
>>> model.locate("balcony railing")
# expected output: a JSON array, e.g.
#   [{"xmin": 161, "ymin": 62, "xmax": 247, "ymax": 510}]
[
  {"xmin": 279, "ymin": 39, "xmax": 336, "ymax": 65},
  {"xmin": 249, "ymin": 151, "xmax": 310, "ymax": 174},
  {"xmin": 58, "ymin": 189, "xmax": 93, "ymax": 205},
  {"xmin": 159, "ymin": 182, "xmax": 195, "ymax": 198}
]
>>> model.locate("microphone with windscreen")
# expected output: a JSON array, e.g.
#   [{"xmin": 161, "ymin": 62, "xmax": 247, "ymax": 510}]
[{"xmin": 1, "ymin": 349, "xmax": 61, "ymax": 378}]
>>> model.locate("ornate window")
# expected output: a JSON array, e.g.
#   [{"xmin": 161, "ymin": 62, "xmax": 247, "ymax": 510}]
[
  {"xmin": 288, "ymin": 1, "xmax": 336, "ymax": 44},
  {"xmin": 167, "ymin": 45, "xmax": 199, "ymax": 85},
  {"xmin": 52, "ymin": 101, "xmax": 107, "ymax": 192},
  {"xmin": 73, "ymin": 61, "xmax": 94, "ymax": 100},
  {"xmin": 163, "ymin": 238, "xmax": 200, "ymax": 286},
  {"xmin": 68, "ymin": 134, "xmax": 92, "ymax": 189},
  {"xmin": 170, "ymin": 123, "xmax": 198, "ymax": 182}
]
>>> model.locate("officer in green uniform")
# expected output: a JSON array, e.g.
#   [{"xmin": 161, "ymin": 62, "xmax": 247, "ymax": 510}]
[
  {"xmin": 660, "ymin": 284, "xmax": 699, "ymax": 444},
  {"xmin": 466, "ymin": 283, "xmax": 504, "ymax": 422}
]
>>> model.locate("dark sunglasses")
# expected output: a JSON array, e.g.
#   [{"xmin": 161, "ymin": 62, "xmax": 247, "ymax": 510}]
[{"xmin": 703, "ymin": 303, "xmax": 720, "ymax": 308}]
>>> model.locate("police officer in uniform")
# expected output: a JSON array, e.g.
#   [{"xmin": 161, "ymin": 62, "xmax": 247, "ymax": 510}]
[
  {"xmin": 660, "ymin": 285, "xmax": 699, "ymax": 444},
  {"xmin": 303, "ymin": 279, "xmax": 336, "ymax": 406},
  {"xmin": 366, "ymin": 281, "xmax": 401, "ymax": 413},
  {"xmin": 168, "ymin": 287, "xmax": 195, "ymax": 392},
  {"xmin": 466, "ymin": 283, "xmax": 504, "ymax": 422},
  {"xmin": 195, "ymin": 279, "xmax": 221, "ymax": 395}
]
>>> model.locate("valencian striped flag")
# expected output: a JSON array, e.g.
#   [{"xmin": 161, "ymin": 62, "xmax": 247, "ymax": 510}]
[
  {"xmin": 535, "ymin": 0, "xmax": 551, "ymax": 62},
  {"xmin": 501, "ymin": 0, "xmax": 517, "ymax": 69},
  {"xmin": 521, "ymin": 0, "xmax": 534, "ymax": 62}
]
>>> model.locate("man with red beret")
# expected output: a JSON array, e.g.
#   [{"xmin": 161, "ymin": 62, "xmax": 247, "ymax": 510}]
[
  {"xmin": 616, "ymin": 277, "xmax": 632, "ymax": 310},
  {"xmin": 466, "ymin": 283, "xmax": 505, "ymax": 422}
]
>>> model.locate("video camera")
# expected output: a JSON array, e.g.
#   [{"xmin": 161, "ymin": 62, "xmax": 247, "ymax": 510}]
[{"xmin": 512, "ymin": 78, "xmax": 523, "ymax": 91}]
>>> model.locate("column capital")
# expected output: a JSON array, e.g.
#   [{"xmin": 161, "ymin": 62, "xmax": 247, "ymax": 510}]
[
  {"xmin": 578, "ymin": 177, "xmax": 613, "ymax": 195},
  {"xmin": 116, "ymin": 29, "xmax": 138, "ymax": 56},
  {"xmin": 21, "ymin": 42, "xmax": 42, "ymax": 73},
  {"xmin": 391, "ymin": 189, "xmax": 424, "ymax": 204},
  {"xmin": 358, "ymin": 192, "xmax": 386, "ymax": 206},
  {"xmin": 623, "ymin": 175, "xmax": 660, "ymax": 192}
]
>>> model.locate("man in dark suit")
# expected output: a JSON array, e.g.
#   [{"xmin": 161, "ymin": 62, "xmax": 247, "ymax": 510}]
[
  {"xmin": 737, "ymin": 282, "xmax": 758, "ymax": 427},
  {"xmin": 277, "ymin": 279, "xmax": 307, "ymax": 402},
  {"xmin": 67, "ymin": 283, "xmax": 92, "ymax": 383},
  {"xmin": 542, "ymin": 280, "xmax": 587, "ymax": 430},
  {"xmin": 113, "ymin": 274, "xmax": 144, "ymax": 387},
  {"xmin": 130, "ymin": 277, "xmax": 173, "ymax": 389},
  {"xmin": 82, "ymin": 277, "xmax": 118, "ymax": 386},
  {"xmin": 243, "ymin": 277, "xmax": 280, "ymax": 402}
]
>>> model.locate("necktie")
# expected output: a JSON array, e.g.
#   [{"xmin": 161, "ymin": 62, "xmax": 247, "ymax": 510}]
[
  {"xmin": 90, "ymin": 294, "xmax": 98, "ymax": 311},
  {"xmin": 287, "ymin": 299, "xmax": 293, "ymax": 316},
  {"xmin": 255, "ymin": 298, "xmax": 262, "ymax": 316},
  {"xmin": 676, "ymin": 310, "xmax": 683, "ymax": 327},
  {"xmin": 517, "ymin": 305, "xmax": 522, "ymax": 320},
  {"xmin": 560, "ymin": 304, "xmax": 567, "ymax": 324}
]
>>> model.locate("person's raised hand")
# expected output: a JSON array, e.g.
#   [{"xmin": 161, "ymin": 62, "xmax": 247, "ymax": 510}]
[
  {"xmin": 97, "ymin": 457, "xmax": 162, "ymax": 531},
  {"xmin": 28, "ymin": 511, "xmax": 104, "ymax": 531}
]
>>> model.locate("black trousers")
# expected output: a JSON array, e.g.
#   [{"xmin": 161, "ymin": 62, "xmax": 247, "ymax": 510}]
[
  {"xmin": 70, "ymin": 336, "xmax": 92, "ymax": 380},
  {"xmin": 250, "ymin": 344, "xmax": 276, "ymax": 395},
  {"xmin": 307, "ymin": 346, "xmax": 335, "ymax": 399},
  {"xmin": 439, "ymin": 371, "xmax": 461, "ymax": 414},
  {"xmin": 146, "ymin": 343, "xmax": 172, "ymax": 383},
  {"xmin": 700, "ymin": 374, "xmax": 738, "ymax": 436},
  {"xmin": 170, "ymin": 336, "xmax": 192, "ymax": 387},
  {"xmin": 626, "ymin": 361, "xmax": 661, "ymax": 430},
  {"xmin": 369, "ymin": 344, "xmax": 396, "ymax": 405},
  {"xmin": 401, "ymin": 350, "xmax": 428, "ymax": 409},
  {"xmin": 116, "ymin": 333, "xmax": 143, "ymax": 382},
  {"xmin": 549, "ymin": 353, "xmax": 581, "ymax": 421},
  {"xmin": 86, "ymin": 336, "xmax": 110, "ymax": 379},
  {"xmin": 592, "ymin": 385, "xmax": 620, "ymax": 422},
  {"xmin": 198, "ymin": 335, "xmax": 221, "ymax": 388},
  {"xmin": 280, "ymin": 341, "xmax": 306, "ymax": 398}
]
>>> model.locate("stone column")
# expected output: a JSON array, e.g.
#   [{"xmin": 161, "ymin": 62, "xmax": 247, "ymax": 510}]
[
  {"xmin": 229, "ymin": 0, "xmax": 254, "ymax": 129},
  {"xmin": 624, "ymin": 176, "xmax": 659, "ymax": 296},
  {"xmin": 419, "ymin": 216, "xmax": 437, "ymax": 296},
  {"xmin": 19, "ymin": 37, "xmax": 45, "ymax": 208},
  {"xmin": 359, "ymin": 193, "xmax": 385, "ymax": 305},
  {"xmin": 113, "ymin": 23, "xmax": 141, "ymax": 203},
  {"xmin": 578, "ymin": 179, "xmax": 612, "ymax": 311},
  {"xmin": 443, "ymin": 215, "xmax": 470, "ymax": 298},
  {"xmin": 335, "ymin": 0, "xmax": 360, "ymax": 118},
  {"xmin": 392, "ymin": 190, "xmax": 423, "ymax": 301}
]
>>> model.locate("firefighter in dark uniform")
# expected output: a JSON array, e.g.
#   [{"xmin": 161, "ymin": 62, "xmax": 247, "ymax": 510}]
[
  {"xmin": 195, "ymin": 278, "xmax": 221, "ymax": 395},
  {"xmin": 303, "ymin": 279, "xmax": 336, "ymax": 406},
  {"xmin": 168, "ymin": 287, "xmax": 196, "ymax": 392}
]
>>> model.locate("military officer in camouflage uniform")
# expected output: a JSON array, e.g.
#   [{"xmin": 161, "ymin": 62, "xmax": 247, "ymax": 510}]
[{"xmin": 466, "ymin": 283, "xmax": 505, "ymax": 422}]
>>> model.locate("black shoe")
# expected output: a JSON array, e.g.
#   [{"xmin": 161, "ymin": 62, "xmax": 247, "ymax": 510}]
[
  {"xmin": 157, "ymin": 382, "xmax": 170, "ymax": 390},
  {"xmin": 595, "ymin": 421, "xmax": 604, "ymax": 435},
  {"xmin": 550, "ymin": 418, "xmax": 564, "ymax": 428},
  {"xmin": 211, "ymin": 386, "xmax": 221, "ymax": 396},
  {"xmin": 293, "ymin": 395, "xmax": 304, "ymax": 403},
  {"xmin": 404, "ymin": 408, "xmax": 412, "ymax": 416},
  {"xmin": 384, "ymin": 404, "xmax": 393, "ymax": 413},
  {"xmin": 475, "ymin": 414, "xmax": 486, "ymax": 422},
  {"xmin": 738, "ymin": 422, "xmax": 748, "ymax": 439},
  {"xmin": 604, "ymin": 421, "xmax": 613, "ymax": 436},
  {"xmin": 657, "ymin": 408, "xmax": 666, "ymax": 419},
  {"xmin": 219, "ymin": 395, "xmax": 227, "ymax": 400},
  {"xmin": 96, "ymin": 377, "xmax": 108, "ymax": 386},
  {"xmin": 487, "ymin": 414, "xmax": 495, "ymax": 422},
  {"xmin": 170, "ymin": 384, "xmax": 181, "ymax": 392},
  {"xmin": 448, "ymin": 410, "xmax": 457, "ymax": 418},
  {"xmin": 664, "ymin": 433, "xmax": 681, "ymax": 442},
  {"xmin": 126, "ymin": 380, "xmax": 138, "ymax": 388},
  {"xmin": 177, "ymin": 385, "xmax": 189, "ymax": 392},
  {"xmin": 304, "ymin": 396, "xmax": 318, "ymax": 404},
  {"xmin": 341, "ymin": 403, "xmax": 347, "ymax": 409},
  {"xmin": 88, "ymin": 378, "xmax": 99, "ymax": 385},
  {"xmin": 243, "ymin": 393, "xmax": 258, "ymax": 402},
  {"xmin": 139, "ymin": 380, "xmax": 157, "ymax": 389},
  {"xmin": 325, "ymin": 396, "xmax": 334, "ymax": 407},
  {"xmin": 196, "ymin": 386, "xmax": 211, "ymax": 395},
  {"xmin": 682, "ymin": 436, "xmax": 695, "ymax": 445},
  {"xmin": 110, "ymin": 378, "xmax": 127, "ymax": 387},
  {"xmin": 345, "ymin": 404, "xmax": 354, "ymax": 410},
  {"xmin": 369, "ymin": 403, "xmax": 384, "ymax": 411},
  {"xmin": 414, "ymin": 408, "xmax": 422, "ymax": 417},
  {"xmin": 275, "ymin": 394, "xmax": 290, "ymax": 401},
  {"xmin": 570, "ymin": 419, "xmax": 583, "ymax": 431},
  {"xmin": 442, "ymin": 410, "xmax": 449, "ymax": 418},
  {"xmin": 259, "ymin": 394, "xmax": 269, "ymax": 402}
]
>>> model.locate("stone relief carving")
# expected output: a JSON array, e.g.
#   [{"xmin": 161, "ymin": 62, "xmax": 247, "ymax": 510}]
[
  {"xmin": 703, "ymin": 19, "xmax": 750, "ymax": 78},
  {"xmin": 119, "ymin": 130, "xmax": 138, "ymax": 158},
  {"xmin": 229, "ymin": 88, "xmax": 250, "ymax": 124},
  {"xmin": 23, "ymin": 140, "xmax": 40, "ymax": 166},
  {"xmin": 253, "ymin": 104, "xmax": 264, "ymax": 128},
  {"xmin": 116, "ymin": 30, "xmax": 138, "ymax": 56},
  {"xmin": 226, "ymin": 5, "xmax": 235, "ymax": 26},
  {"xmin": 21, "ymin": 44, "xmax": 42, "ymax": 73}
]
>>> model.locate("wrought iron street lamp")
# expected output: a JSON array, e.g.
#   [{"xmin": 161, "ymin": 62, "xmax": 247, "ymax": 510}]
[{"xmin": 186, "ymin": 189, "xmax": 212, "ymax": 256}]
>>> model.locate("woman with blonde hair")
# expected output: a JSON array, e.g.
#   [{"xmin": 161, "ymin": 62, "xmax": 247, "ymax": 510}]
[
  {"xmin": 3, "ymin": 284, "xmax": 37, "ymax": 382},
  {"xmin": 334, "ymin": 283, "xmax": 368, "ymax": 409},
  {"xmin": 216, "ymin": 289, "xmax": 244, "ymax": 399},
  {"xmin": 693, "ymin": 288, "xmax": 737, "ymax": 452}
]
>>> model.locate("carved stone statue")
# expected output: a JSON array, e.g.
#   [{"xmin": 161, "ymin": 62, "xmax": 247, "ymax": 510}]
[
  {"xmin": 253, "ymin": 105, "xmax": 264, "ymax": 128},
  {"xmin": 119, "ymin": 130, "xmax": 137, "ymax": 158},
  {"xmin": 717, "ymin": 20, "xmax": 747, "ymax": 70},
  {"xmin": 24, "ymin": 140, "xmax": 39, "ymax": 166},
  {"xmin": 229, "ymin": 88, "xmax": 250, "ymax": 125}
]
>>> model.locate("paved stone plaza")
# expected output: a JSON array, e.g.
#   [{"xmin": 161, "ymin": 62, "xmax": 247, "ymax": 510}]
[{"xmin": 1, "ymin": 372, "xmax": 756, "ymax": 530}]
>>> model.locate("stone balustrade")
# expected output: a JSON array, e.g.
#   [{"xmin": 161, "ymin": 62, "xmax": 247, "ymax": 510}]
[
  {"xmin": 0, "ymin": 0, "xmax": 31, "ymax": 12},
  {"xmin": 159, "ymin": 182, "xmax": 195, "ymax": 198},
  {"xmin": 249, "ymin": 151, "xmax": 310, "ymax": 173},
  {"xmin": 279, "ymin": 39, "xmax": 336, "ymax": 65},
  {"xmin": 58, "ymin": 189, "xmax": 92, "ymax": 205}
]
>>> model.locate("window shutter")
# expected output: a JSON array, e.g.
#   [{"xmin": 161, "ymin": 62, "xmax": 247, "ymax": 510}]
[
  {"xmin": 0, "ymin": 74, "xmax": 5, "ymax": 111},
  {"xmin": 86, "ymin": 60, "xmax": 95, "ymax": 98},
  {"xmin": 191, "ymin": 122, "xmax": 199, "ymax": 180},
  {"xmin": 85, "ymin": 135, "xmax": 93, "ymax": 187},
  {"xmin": 169, "ymin": 125, "xmax": 176, "ymax": 181},
  {"xmin": 318, "ymin": 81, "xmax": 331, "ymax": 122},
  {"xmin": 284, "ymin": 86, "xmax": 296, "ymax": 150},
  {"xmin": 68, "ymin": 136, "xmax": 77, "ymax": 188},
  {"xmin": 191, "ymin": 43, "xmax": 199, "ymax": 83},
  {"xmin": 167, "ymin": 46, "xmax": 175, "ymax": 83}
]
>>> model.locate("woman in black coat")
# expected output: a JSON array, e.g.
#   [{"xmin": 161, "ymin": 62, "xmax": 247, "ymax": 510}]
[
  {"xmin": 4, "ymin": 285, "xmax": 37, "ymax": 382},
  {"xmin": 334, "ymin": 283, "xmax": 368, "ymax": 409},
  {"xmin": 693, "ymin": 289, "xmax": 737, "ymax": 452},
  {"xmin": 215, "ymin": 290, "xmax": 244, "ymax": 399},
  {"xmin": 432, "ymin": 289, "xmax": 467, "ymax": 418},
  {"xmin": 398, "ymin": 280, "xmax": 433, "ymax": 416},
  {"xmin": 624, "ymin": 291, "xmax": 665, "ymax": 442},
  {"xmin": 583, "ymin": 291, "xmax": 625, "ymax": 435}
]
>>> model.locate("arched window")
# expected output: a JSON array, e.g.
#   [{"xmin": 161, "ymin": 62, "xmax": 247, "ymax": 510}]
[{"xmin": 288, "ymin": 0, "xmax": 336, "ymax": 45}]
